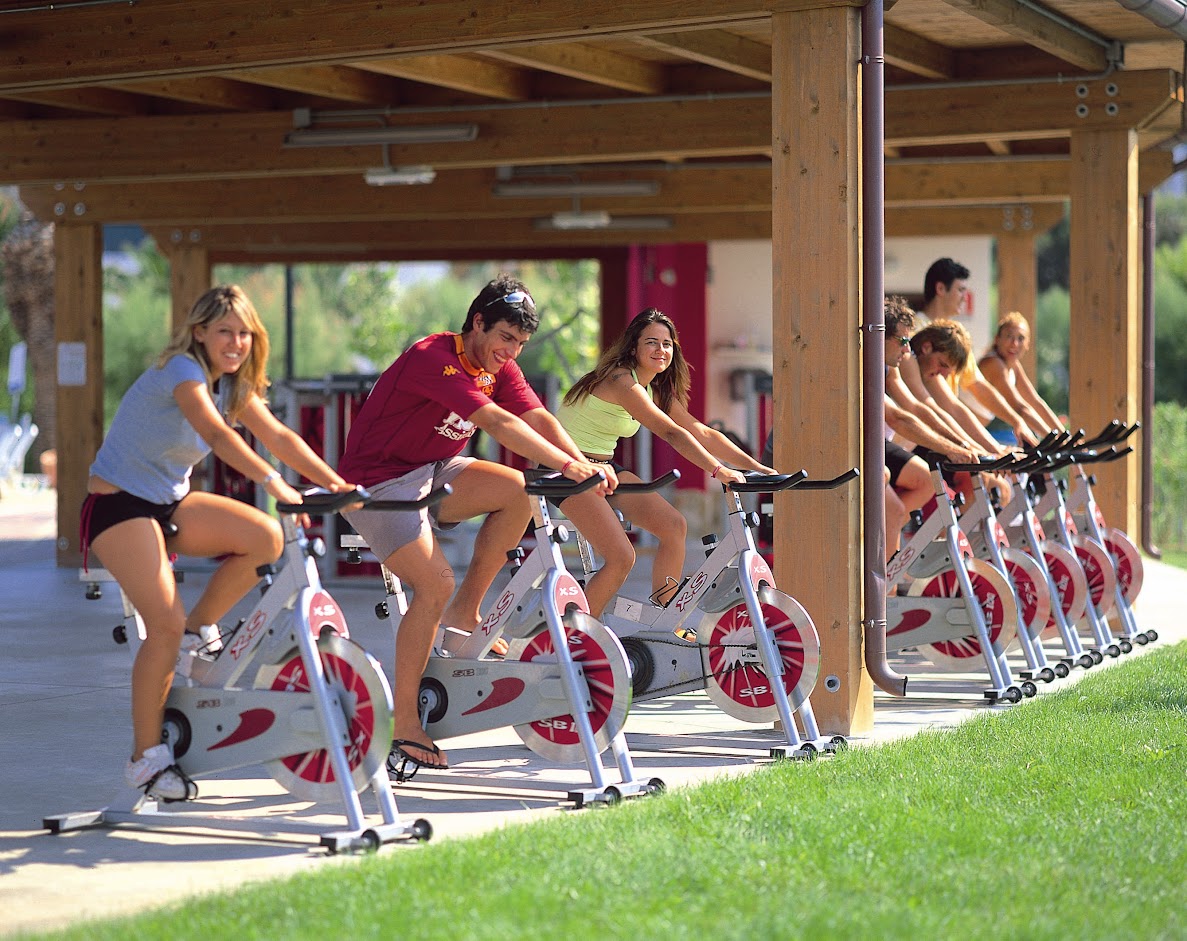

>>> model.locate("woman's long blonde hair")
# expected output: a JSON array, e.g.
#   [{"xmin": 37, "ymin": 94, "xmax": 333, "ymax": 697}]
[
  {"xmin": 157, "ymin": 285, "xmax": 270, "ymax": 422},
  {"xmin": 563, "ymin": 308, "xmax": 691, "ymax": 412}
]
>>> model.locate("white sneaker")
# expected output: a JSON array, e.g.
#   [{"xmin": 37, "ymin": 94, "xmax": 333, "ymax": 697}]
[
  {"xmin": 124, "ymin": 743, "xmax": 197, "ymax": 802},
  {"xmin": 175, "ymin": 625, "xmax": 222, "ymax": 679}
]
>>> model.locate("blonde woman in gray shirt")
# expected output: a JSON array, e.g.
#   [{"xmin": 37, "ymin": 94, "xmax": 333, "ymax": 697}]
[{"xmin": 81, "ymin": 285, "xmax": 355, "ymax": 802}]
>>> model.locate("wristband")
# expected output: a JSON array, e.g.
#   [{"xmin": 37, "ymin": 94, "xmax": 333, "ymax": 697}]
[
  {"xmin": 710, "ymin": 464, "xmax": 723, "ymax": 479},
  {"xmin": 561, "ymin": 459, "xmax": 575, "ymax": 475},
  {"xmin": 261, "ymin": 471, "xmax": 281, "ymax": 487}
]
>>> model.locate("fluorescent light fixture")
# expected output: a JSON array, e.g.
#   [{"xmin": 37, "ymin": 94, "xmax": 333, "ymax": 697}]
[
  {"xmin": 535, "ymin": 213, "xmax": 673, "ymax": 232},
  {"xmin": 364, "ymin": 165, "xmax": 437, "ymax": 186},
  {"xmin": 283, "ymin": 123, "xmax": 479, "ymax": 148},
  {"xmin": 492, "ymin": 180, "xmax": 659, "ymax": 199}
]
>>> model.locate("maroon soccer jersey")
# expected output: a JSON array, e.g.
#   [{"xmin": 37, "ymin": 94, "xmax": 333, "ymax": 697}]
[{"xmin": 339, "ymin": 332, "xmax": 543, "ymax": 487}]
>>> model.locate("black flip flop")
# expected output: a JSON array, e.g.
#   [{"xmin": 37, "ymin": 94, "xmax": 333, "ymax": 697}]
[{"xmin": 387, "ymin": 739, "xmax": 449, "ymax": 783}]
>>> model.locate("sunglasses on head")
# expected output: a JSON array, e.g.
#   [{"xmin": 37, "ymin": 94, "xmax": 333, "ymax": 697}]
[{"xmin": 483, "ymin": 290, "xmax": 534, "ymax": 310}]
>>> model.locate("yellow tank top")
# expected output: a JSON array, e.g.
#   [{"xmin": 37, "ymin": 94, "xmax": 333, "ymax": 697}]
[{"xmin": 557, "ymin": 371, "xmax": 652, "ymax": 455}]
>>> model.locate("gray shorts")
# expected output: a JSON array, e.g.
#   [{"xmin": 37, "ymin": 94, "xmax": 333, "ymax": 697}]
[{"xmin": 342, "ymin": 456, "xmax": 474, "ymax": 562}]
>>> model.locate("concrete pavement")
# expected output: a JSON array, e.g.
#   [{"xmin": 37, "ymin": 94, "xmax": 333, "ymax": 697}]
[{"xmin": 1, "ymin": 484, "xmax": 1183, "ymax": 936}]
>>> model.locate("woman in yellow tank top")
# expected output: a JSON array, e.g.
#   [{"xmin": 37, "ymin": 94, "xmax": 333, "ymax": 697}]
[{"xmin": 557, "ymin": 308, "xmax": 775, "ymax": 623}]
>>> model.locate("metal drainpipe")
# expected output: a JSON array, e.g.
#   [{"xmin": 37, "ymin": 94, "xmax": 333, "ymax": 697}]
[
  {"xmin": 861, "ymin": 0, "xmax": 908, "ymax": 697},
  {"xmin": 1141, "ymin": 192, "xmax": 1163, "ymax": 558},
  {"xmin": 1116, "ymin": 0, "xmax": 1187, "ymax": 40}
]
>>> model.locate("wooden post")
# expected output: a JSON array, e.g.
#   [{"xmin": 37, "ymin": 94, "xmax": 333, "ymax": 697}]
[
  {"xmin": 996, "ymin": 224, "xmax": 1040, "ymax": 380},
  {"xmin": 167, "ymin": 242, "xmax": 210, "ymax": 334},
  {"xmin": 53, "ymin": 224, "xmax": 103, "ymax": 567},
  {"xmin": 771, "ymin": 6, "xmax": 867, "ymax": 734},
  {"xmin": 1068, "ymin": 127, "xmax": 1139, "ymax": 534}
]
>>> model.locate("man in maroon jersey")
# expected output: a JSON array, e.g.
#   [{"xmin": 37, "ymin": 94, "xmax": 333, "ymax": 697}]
[{"xmin": 340, "ymin": 274, "xmax": 613, "ymax": 776}]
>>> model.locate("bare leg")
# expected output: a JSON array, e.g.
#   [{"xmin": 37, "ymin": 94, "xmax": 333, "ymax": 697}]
[
  {"xmin": 436, "ymin": 461, "xmax": 531, "ymax": 632},
  {"xmin": 612, "ymin": 488, "xmax": 687, "ymax": 606},
  {"xmin": 885, "ymin": 482, "xmax": 907, "ymax": 564},
  {"xmin": 168, "ymin": 492, "xmax": 284, "ymax": 633},
  {"xmin": 560, "ymin": 488, "xmax": 636, "ymax": 618},
  {"xmin": 91, "ymin": 519, "xmax": 186, "ymax": 761},
  {"xmin": 894, "ymin": 456, "xmax": 932, "ymax": 516},
  {"xmin": 383, "ymin": 532, "xmax": 454, "ymax": 768}
]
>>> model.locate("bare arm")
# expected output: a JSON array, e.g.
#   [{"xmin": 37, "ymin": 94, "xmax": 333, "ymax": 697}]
[
  {"xmin": 981, "ymin": 355, "xmax": 1062, "ymax": 432},
  {"xmin": 666, "ymin": 399, "xmax": 776, "ymax": 473},
  {"xmin": 884, "ymin": 396, "xmax": 981, "ymax": 464},
  {"xmin": 965, "ymin": 364, "xmax": 1040, "ymax": 445},
  {"xmin": 238, "ymin": 394, "xmax": 353, "ymax": 491},
  {"xmin": 470, "ymin": 404, "xmax": 614, "ymax": 493},
  {"xmin": 889, "ymin": 363, "xmax": 973, "ymax": 445},
  {"xmin": 921, "ymin": 372, "xmax": 1006, "ymax": 454},
  {"xmin": 595, "ymin": 371, "xmax": 746, "ymax": 485},
  {"xmin": 174, "ymin": 381, "xmax": 306, "ymax": 506},
  {"xmin": 520, "ymin": 407, "xmax": 618, "ymax": 490}
]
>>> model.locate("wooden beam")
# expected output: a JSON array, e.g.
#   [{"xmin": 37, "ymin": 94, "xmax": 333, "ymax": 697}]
[
  {"xmin": 634, "ymin": 30, "xmax": 773, "ymax": 82},
  {"xmin": 939, "ymin": 0, "xmax": 1109, "ymax": 72},
  {"xmin": 234, "ymin": 65, "xmax": 405, "ymax": 104},
  {"xmin": 884, "ymin": 157, "xmax": 1071, "ymax": 206},
  {"xmin": 0, "ymin": 0, "xmax": 850, "ymax": 91},
  {"xmin": 355, "ymin": 55, "xmax": 533, "ymax": 101},
  {"xmin": 0, "ymin": 87, "xmax": 153, "ymax": 116},
  {"xmin": 484, "ymin": 43, "xmax": 666, "ymax": 94},
  {"xmin": 886, "ymin": 69, "xmax": 1182, "ymax": 147},
  {"xmin": 996, "ymin": 228, "xmax": 1039, "ymax": 377},
  {"xmin": 1068, "ymin": 127, "xmax": 1139, "ymax": 535},
  {"xmin": 53, "ymin": 224, "xmax": 104, "ymax": 567},
  {"xmin": 0, "ymin": 98, "xmax": 774, "ymax": 184},
  {"xmin": 144, "ymin": 213, "xmax": 777, "ymax": 255},
  {"xmin": 164, "ymin": 243, "xmax": 211, "ymax": 334},
  {"xmin": 106, "ymin": 76, "xmax": 278, "ymax": 111},
  {"xmin": 885, "ymin": 203, "xmax": 1065, "ymax": 236},
  {"xmin": 772, "ymin": 7, "xmax": 867, "ymax": 735},
  {"xmin": 884, "ymin": 23, "xmax": 954, "ymax": 80}
]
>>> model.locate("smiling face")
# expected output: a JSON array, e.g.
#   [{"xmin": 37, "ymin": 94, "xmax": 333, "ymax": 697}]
[
  {"xmin": 995, "ymin": 321, "xmax": 1029, "ymax": 362},
  {"xmin": 634, "ymin": 322, "xmax": 675, "ymax": 374},
  {"xmin": 934, "ymin": 278, "xmax": 969, "ymax": 318},
  {"xmin": 466, "ymin": 312, "xmax": 531, "ymax": 374},
  {"xmin": 194, "ymin": 311, "xmax": 253, "ymax": 379}
]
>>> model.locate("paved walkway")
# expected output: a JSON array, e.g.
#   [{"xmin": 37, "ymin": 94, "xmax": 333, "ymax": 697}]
[{"xmin": 1, "ymin": 485, "xmax": 1183, "ymax": 936}]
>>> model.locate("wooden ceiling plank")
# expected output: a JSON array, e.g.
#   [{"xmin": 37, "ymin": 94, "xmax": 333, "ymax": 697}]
[
  {"xmin": 0, "ymin": 87, "xmax": 152, "ymax": 116},
  {"xmin": 234, "ymin": 65, "xmax": 404, "ymax": 104},
  {"xmin": 354, "ymin": 55, "xmax": 532, "ymax": 101},
  {"xmin": 633, "ymin": 31, "xmax": 772, "ymax": 82},
  {"xmin": 886, "ymin": 203, "xmax": 1065, "ymax": 236},
  {"xmin": 883, "ymin": 23, "xmax": 955, "ymax": 80},
  {"xmin": 939, "ymin": 0, "xmax": 1109, "ymax": 72},
  {"xmin": 484, "ymin": 43, "xmax": 666, "ymax": 94},
  {"xmin": 0, "ymin": 0, "xmax": 798, "ymax": 91},
  {"xmin": 108, "ymin": 76, "xmax": 278, "ymax": 110}
]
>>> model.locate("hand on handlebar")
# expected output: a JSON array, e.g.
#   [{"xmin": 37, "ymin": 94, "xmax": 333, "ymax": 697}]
[
  {"xmin": 324, "ymin": 480, "xmax": 365, "ymax": 513},
  {"xmin": 944, "ymin": 444, "xmax": 983, "ymax": 465},
  {"xmin": 754, "ymin": 463, "xmax": 778, "ymax": 476},
  {"xmin": 714, "ymin": 466, "xmax": 748, "ymax": 489},
  {"xmin": 561, "ymin": 458, "xmax": 616, "ymax": 495}
]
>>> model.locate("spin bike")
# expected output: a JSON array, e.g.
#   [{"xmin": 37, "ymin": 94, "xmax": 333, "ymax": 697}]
[
  {"xmin": 583, "ymin": 467, "xmax": 859, "ymax": 760},
  {"xmin": 885, "ymin": 461, "xmax": 1030, "ymax": 703},
  {"xmin": 345, "ymin": 471, "xmax": 657, "ymax": 807},
  {"xmin": 46, "ymin": 488, "xmax": 441, "ymax": 853},
  {"xmin": 1062, "ymin": 422, "xmax": 1155, "ymax": 647}
]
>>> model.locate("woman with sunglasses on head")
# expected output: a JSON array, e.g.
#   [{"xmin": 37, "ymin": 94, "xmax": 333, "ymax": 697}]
[
  {"xmin": 555, "ymin": 308, "xmax": 775, "ymax": 626},
  {"xmin": 338, "ymin": 274, "xmax": 611, "ymax": 778},
  {"xmin": 81, "ymin": 285, "xmax": 356, "ymax": 802}
]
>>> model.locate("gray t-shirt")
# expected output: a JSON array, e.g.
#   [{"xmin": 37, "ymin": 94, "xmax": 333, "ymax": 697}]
[{"xmin": 90, "ymin": 354, "xmax": 226, "ymax": 504}]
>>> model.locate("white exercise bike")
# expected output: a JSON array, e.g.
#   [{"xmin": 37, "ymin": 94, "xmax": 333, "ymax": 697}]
[{"xmin": 45, "ymin": 487, "xmax": 443, "ymax": 853}]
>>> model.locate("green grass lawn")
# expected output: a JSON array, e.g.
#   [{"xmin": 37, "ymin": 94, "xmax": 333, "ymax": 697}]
[
  {"xmin": 34, "ymin": 644, "xmax": 1187, "ymax": 941},
  {"xmin": 1159, "ymin": 547, "xmax": 1187, "ymax": 571}
]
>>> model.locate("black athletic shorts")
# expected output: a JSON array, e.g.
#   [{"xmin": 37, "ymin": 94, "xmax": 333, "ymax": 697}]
[
  {"xmin": 884, "ymin": 440, "xmax": 913, "ymax": 487},
  {"xmin": 80, "ymin": 490, "xmax": 182, "ymax": 568}
]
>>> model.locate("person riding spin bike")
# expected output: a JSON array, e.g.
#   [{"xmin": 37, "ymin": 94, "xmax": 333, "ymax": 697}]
[
  {"xmin": 337, "ymin": 275, "xmax": 612, "ymax": 779},
  {"xmin": 81, "ymin": 286, "xmax": 356, "ymax": 802},
  {"xmin": 554, "ymin": 308, "xmax": 770, "ymax": 624}
]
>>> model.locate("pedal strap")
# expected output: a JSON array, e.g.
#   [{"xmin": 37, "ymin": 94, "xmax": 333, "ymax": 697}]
[{"xmin": 143, "ymin": 763, "xmax": 199, "ymax": 802}]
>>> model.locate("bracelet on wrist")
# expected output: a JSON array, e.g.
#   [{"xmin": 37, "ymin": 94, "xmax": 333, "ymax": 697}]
[
  {"xmin": 710, "ymin": 464, "xmax": 723, "ymax": 479},
  {"xmin": 261, "ymin": 470, "xmax": 281, "ymax": 487},
  {"xmin": 561, "ymin": 459, "xmax": 575, "ymax": 475}
]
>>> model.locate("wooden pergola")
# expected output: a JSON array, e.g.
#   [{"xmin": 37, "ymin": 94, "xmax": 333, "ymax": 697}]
[{"xmin": 2, "ymin": 0, "xmax": 1182, "ymax": 734}]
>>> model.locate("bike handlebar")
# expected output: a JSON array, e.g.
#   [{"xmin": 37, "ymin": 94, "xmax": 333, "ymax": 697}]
[
  {"xmin": 523, "ymin": 470, "xmax": 607, "ymax": 498},
  {"xmin": 730, "ymin": 469, "xmax": 808, "ymax": 493},
  {"xmin": 605, "ymin": 469, "xmax": 682, "ymax": 495},
  {"xmin": 276, "ymin": 484, "xmax": 453, "ymax": 515},
  {"xmin": 784, "ymin": 466, "xmax": 861, "ymax": 490},
  {"xmin": 937, "ymin": 454, "xmax": 1017, "ymax": 474}
]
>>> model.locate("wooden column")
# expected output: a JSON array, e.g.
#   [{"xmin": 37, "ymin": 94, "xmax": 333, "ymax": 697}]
[
  {"xmin": 771, "ymin": 6, "xmax": 866, "ymax": 734},
  {"xmin": 996, "ymin": 223, "xmax": 1039, "ymax": 379},
  {"xmin": 53, "ymin": 224, "xmax": 103, "ymax": 567},
  {"xmin": 167, "ymin": 242, "xmax": 210, "ymax": 333},
  {"xmin": 1069, "ymin": 127, "xmax": 1139, "ymax": 534}
]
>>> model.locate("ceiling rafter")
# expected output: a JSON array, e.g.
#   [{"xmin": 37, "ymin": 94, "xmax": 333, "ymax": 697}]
[
  {"xmin": 939, "ymin": 0, "xmax": 1111, "ymax": 72},
  {"xmin": 353, "ymin": 55, "xmax": 533, "ymax": 101},
  {"xmin": 106, "ymin": 76, "xmax": 279, "ymax": 111},
  {"xmin": 483, "ymin": 42, "xmax": 667, "ymax": 94},
  {"xmin": 0, "ymin": 87, "xmax": 154, "ymax": 117},
  {"xmin": 884, "ymin": 24, "xmax": 955, "ymax": 80},
  {"xmin": 632, "ymin": 30, "xmax": 772, "ymax": 81},
  {"xmin": 233, "ymin": 65, "xmax": 406, "ymax": 105}
]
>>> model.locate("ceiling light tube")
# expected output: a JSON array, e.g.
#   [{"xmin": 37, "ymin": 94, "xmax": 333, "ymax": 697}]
[
  {"xmin": 283, "ymin": 123, "xmax": 479, "ymax": 148},
  {"xmin": 364, "ymin": 165, "xmax": 438, "ymax": 186},
  {"xmin": 493, "ymin": 180, "xmax": 659, "ymax": 198},
  {"xmin": 535, "ymin": 213, "xmax": 673, "ymax": 232}
]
